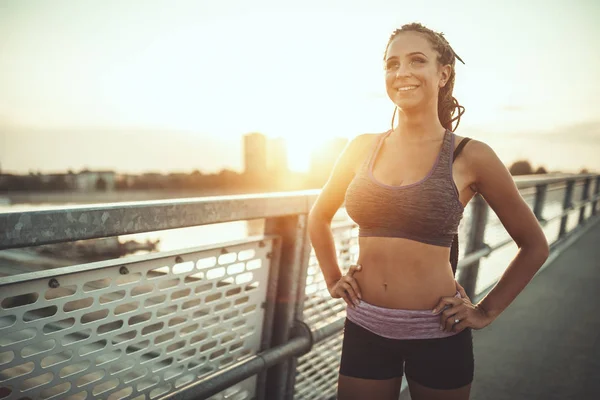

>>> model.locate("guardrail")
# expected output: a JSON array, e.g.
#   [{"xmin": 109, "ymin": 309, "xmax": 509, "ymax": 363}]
[{"xmin": 1, "ymin": 173, "xmax": 599, "ymax": 400}]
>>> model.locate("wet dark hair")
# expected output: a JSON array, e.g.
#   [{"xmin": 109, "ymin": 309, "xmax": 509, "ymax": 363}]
[{"xmin": 385, "ymin": 22, "xmax": 466, "ymax": 132}]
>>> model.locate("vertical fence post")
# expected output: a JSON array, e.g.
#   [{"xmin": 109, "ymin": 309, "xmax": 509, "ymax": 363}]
[
  {"xmin": 559, "ymin": 180, "xmax": 575, "ymax": 238},
  {"xmin": 459, "ymin": 194, "xmax": 489, "ymax": 299},
  {"xmin": 262, "ymin": 214, "xmax": 311, "ymax": 400},
  {"xmin": 284, "ymin": 220, "xmax": 313, "ymax": 400},
  {"xmin": 591, "ymin": 176, "xmax": 600, "ymax": 216},
  {"xmin": 256, "ymin": 233, "xmax": 282, "ymax": 400},
  {"xmin": 533, "ymin": 183, "xmax": 548, "ymax": 223},
  {"xmin": 578, "ymin": 177, "xmax": 592, "ymax": 224}
]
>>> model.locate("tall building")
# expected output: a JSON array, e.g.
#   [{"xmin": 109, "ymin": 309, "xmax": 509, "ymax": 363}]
[{"xmin": 243, "ymin": 132, "xmax": 268, "ymax": 178}]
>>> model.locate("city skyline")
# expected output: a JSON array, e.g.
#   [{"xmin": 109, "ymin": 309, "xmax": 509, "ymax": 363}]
[
  {"xmin": 1, "ymin": 129, "xmax": 351, "ymax": 176},
  {"xmin": 2, "ymin": 121, "xmax": 597, "ymax": 176}
]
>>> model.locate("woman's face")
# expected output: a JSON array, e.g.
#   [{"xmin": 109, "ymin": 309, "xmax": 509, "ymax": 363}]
[{"xmin": 384, "ymin": 31, "xmax": 450, "ymax": 111}]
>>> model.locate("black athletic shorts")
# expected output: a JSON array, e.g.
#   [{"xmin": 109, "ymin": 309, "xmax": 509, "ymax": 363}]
[{"xmin": 339, "ymin": 318, "xmax": 474, "ymax": 390}]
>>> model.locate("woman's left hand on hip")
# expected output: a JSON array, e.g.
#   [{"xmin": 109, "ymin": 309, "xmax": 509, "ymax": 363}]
[{"xmin": 432, "ymin": 280, "xmax": 493, "ymax": 333}]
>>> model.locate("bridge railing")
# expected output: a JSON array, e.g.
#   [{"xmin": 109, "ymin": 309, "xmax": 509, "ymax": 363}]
[{"xmin": 0, "ymin": 173, "xmax": 599, "ymax": 400}]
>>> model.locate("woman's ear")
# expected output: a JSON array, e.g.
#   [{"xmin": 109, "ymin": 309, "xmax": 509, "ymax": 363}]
[{"xmin": 439, "ymin": 65, "xmax": 452, "ymax": 88}]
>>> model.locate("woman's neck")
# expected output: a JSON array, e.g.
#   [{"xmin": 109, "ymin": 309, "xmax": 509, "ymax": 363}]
[{"xmin": 393, "ymin": 107, "xmax": 446, "ymax": 142}]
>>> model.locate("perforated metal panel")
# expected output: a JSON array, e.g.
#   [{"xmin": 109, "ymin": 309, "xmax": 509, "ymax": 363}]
[
  {"xmin": 294, "ymin": 332, "xmax": 342, "ymax": 400},
  {"xmin": 302, "ymin": 222, "xmax": 358, "ymax": 330},
  {"xmin": 457, "ymin": 202, "xmax": 473, "ymax": 254},
  {"xmin": 0, "ymin": 238, "xmax": 274, "ymax": 400},
  {"xmin": 293, "ymin": 221, "xmax": 357, "ymax": 399},
  {"xmin": 207, "ymin": 376, "xmax": 256, "ymax": 400}
]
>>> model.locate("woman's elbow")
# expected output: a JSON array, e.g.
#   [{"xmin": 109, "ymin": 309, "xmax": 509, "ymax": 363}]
[
  {"xmin": 538, "ymin": 235, "xmax": 550, "ymax": 261},
  {"xmin": 308, "ymin": 209, "xmax": 332, "ymax": 233},
  {"xmin": 519, "ymin": 231, "xmax": 549, "ymax": 261}
]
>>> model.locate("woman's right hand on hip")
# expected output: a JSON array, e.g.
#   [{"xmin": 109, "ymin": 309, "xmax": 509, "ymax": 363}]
[{"xmin": 327, "ymin": 264, "xmax": 363, "ymax": 308}]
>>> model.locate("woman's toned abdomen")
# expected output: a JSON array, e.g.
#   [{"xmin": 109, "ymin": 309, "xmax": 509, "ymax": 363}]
[{"xmin": 353, "ymin": 237, "xmax": 457, "ymax": 310}]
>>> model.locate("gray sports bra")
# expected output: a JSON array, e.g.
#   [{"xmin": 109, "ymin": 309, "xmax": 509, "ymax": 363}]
[{"xmin": 344, "ymin": 129, "xmax": 465, "ymax": 248}]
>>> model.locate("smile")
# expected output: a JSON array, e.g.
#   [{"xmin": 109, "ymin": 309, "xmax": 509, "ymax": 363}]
[{"xmin": 397, "ymin": 86, "xmax": 418, "ymax": 92}]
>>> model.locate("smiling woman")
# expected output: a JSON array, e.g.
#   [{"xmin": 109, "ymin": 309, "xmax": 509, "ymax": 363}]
[{"xmin": 307, "ymin": 21, "xmax": 550, "ymax": 400}]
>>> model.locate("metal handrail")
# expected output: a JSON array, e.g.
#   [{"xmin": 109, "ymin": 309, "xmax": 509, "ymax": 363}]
[
  {"xmin": 2, "ymin": 175, "xmax": 596, "ymax": 251},
  {"xmin": 0, "ymin": 190, "xmax": 319, "ymax": 250},
  {"xmin": 513, "ymin": 173, "xmax": 597, "ymax": 188},
  {"xmin": 479, "ymin": 193, "xmax": 600, "ymax": 257}
]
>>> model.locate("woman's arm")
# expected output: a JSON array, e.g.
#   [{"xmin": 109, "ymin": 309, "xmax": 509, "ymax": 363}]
[
  {"xmin": 436, "ymin": 140, "xmax": 550, "ymax": 332},
  {"xmin": 468, "ymin": 140, "xmax": 550, "ymax": 321},
  {"xmin": 308, "ymin": 134, "xmax": 373, "ymax": 303}
]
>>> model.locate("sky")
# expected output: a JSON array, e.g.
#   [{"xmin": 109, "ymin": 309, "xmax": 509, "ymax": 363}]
[{"xmin": 1, "ymin": 0, "xmax": 599, "ymax": 174}]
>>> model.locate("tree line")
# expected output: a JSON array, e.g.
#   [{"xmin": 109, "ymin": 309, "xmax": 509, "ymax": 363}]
[{"xmin": 0, "ymin": 160, "xmax": 591, "ymax": 193}]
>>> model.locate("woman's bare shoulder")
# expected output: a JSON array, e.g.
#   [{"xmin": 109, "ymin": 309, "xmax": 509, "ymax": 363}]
[
  {"xmin": 452, "ymin": 134, "xmax": 489, "ymax": 159},
  {"xmin": 457, "ymin": 137, "xmax": 494, "ymax": 163},
  {"xmin": 454, "ymin": 137, "xmax": 506, "ymax": 191},
  {"xmin": 451, "ymin": 135, "xmax": 492, "ymax": 193},
  {"xmin": 346, "ymin": 133, "xmax": 381, "ymax": 163},
  {"xmin": 453, "ymin": 134, "xmax": 475, "ymax": 148},
  {"xmin": 350, "ymin": 132, "xmax": 380, "ymax": 147}
]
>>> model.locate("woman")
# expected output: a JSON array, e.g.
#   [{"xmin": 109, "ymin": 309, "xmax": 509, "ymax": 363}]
[{"xmin": 307, "ymin": 23, "xmax": 549, "ymax": 400}]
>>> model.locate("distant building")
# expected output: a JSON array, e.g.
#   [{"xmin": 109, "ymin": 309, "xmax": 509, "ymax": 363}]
[
  {"xmin": 243, "ymin": 132, "xmax": 268, "ymax": 178},
  {"xmin": 141, "ymin": 173, "xmax": 164, "ymax": 179},
  {"xmin": 116, "ymin": 173, "xmax": 137, "ymax": 188},
  {"xmin": 75, "ymin": 170, "xmax": 116, "ymax": 191},
  {"xmin": 39, "ymin": 173, "xmax": 78, "ymax": 190}
]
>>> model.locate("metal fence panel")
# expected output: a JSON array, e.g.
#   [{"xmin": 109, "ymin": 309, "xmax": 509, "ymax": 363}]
[
  {"xmin": 301, "ymin": 222, "xmax": 357, "ymax": 330},
  {"xmin": 294, "ymin": 222, "xmax": 357, "ymax": 398},
  {"xmin": 0, "ymin": 238, "xmax": 274, "ymax": 400},
  {"xmin": 294, "ymin": 333, "xmax": 342, "ymax": 400},
  {"xmin": 207, "ymin": 377, "xmax": 256, "ymax": 400}
]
